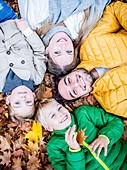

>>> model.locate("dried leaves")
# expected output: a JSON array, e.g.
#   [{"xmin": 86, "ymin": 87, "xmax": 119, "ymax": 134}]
[{"xmin": 77, "ymin": 129, "xmax": 88, "ymax": 145}]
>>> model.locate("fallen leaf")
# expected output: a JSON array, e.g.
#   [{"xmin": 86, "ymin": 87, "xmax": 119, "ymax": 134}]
[
  {"xmin": 0, "ymin": 151, "xmax": 11, "ymax": 166},
  {"xmin": 22, "ymin": 141, "xmax": 39, "ymax": 152},
  {"xmin": 76, "ymin": 129, "xmax": 88, "ymax": 145},
  {"xmin": 25, "ymin": 121, "xmax": 42, "ymax": 143},
  {"xmin": 12, "ymin": 157, "xmax": 22, "ymax": 170},
  {"xmin": 27, "ymin": 152, "xmax": 40, "ymax": 170},
  {"xmin": 0, "ymin": 135, "xmax": 10, "ymax": 151},
  {"xmin": 42, "ymin": 87, "xmax": 52, "ymax": 98}
]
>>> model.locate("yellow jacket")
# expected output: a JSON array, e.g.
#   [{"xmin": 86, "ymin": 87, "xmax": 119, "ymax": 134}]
[{"xmin": 78, "ymin": 1, "xmax": 127, "ymax": 118}]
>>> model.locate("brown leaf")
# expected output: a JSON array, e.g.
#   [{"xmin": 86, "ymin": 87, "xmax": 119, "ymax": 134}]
[
  {"xmin": 76, "ymin": 129, "xmax": 88, "ymax": 145},
  {"xmin": 12, "ymin": 149, "xmax": 23, "ymax": 157},
  {"xmin": 27, "ymin": 152, "xmax": 40, "ymax": 170},
  {"xmin": 12, "ymin": 157, "xmax": 22, "ymax": 170},
  {"xmin": 0, "ymin": 135, "xmax": 10, "ymax": 151},
  {"xmin": 42, "ymin": 87, "xmax": 52, "ymax": 98},
  {"xmin": 0, "ymin": 151, "xmax": 11, "ymax": 166}
]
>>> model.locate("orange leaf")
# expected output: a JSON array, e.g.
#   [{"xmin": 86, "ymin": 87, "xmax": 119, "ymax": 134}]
[
  {"xmin": 42, "ymin": 87, "xmax": 52, "ymax": 98},
  {"xmin": 76, "ymin": 129, "xmax": 88, "ymax": 145}
]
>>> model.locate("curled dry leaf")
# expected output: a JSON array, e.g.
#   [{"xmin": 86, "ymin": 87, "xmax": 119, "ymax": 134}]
[
  {"xmin": 0, "ymin": 135, "xmax": 10, "ymax": 151},
  {"xmin": 76, "ymin": 129, "xmax": 88, "ymax": 145}
]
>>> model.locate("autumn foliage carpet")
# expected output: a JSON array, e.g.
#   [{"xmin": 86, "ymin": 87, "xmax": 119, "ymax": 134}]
[{"xmin": 0, "ymin": 0, "xmax": 127, "ymax": 169}]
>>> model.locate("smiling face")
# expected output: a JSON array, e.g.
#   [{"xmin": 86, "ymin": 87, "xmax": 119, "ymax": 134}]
[
  {"xmin": 6, "ymin": 85, "xmax": 35, "ymax": 119},
  {"xmin": 37, "ymin": 99, "xmax": 71, "ymax": 131},
  {"xmin": 58, "ymin": 69, "xmax": 93, "ymax": 100},
  {"xmin": 46, "ymin": 32, "xmax": 74, "ymax": 67}
]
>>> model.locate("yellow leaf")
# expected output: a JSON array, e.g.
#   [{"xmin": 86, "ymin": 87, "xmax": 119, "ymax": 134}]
[
  {"xmin": 5, "ymin": 112, "xmax": 9, "ymax": 118},
  {"xmin": 32, "ymin": 121, "xmax": 42, "ymax": 138},
  {"xmin": 22, "ymin": 142, "xmax": 39, "ymax": 152},
  {"xmin": 25, "ymin": 121, "xmax": 42, "ymax": 143}
]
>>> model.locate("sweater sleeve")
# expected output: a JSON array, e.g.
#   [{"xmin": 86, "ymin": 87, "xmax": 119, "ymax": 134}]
[
  {"xmin": 25, "ymin": 31, "xmax": 47, "ymax": 84},
  {"xmin": 47, "ymin": 136, "xmax": 85, "ymax": 170},
  {"xmin": 114, "ymin": 1, "xmax": 127, "ymax": 31},
  {"xmin": 74, "ymin": 105, "xmax": 124, "ymax": 146}
]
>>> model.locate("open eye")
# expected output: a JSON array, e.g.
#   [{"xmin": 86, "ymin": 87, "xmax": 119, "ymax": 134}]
[
  {"xmin": 26, "ymin": 100, "xmax": 32, "ymax": 104},
  {"xmin": 54, "ymin": 51, "xmax": 61, "ymax": 56},
  {"xmin": 15, "ymin": 101, "xmax": 20, "ymax": 105},
  {"xmin": 67, "ymin": 50, "xmax": 72, "ymax": 54}
]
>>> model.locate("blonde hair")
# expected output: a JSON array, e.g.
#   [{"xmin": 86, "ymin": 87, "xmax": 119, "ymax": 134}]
[
  {"xmin": 35, "ymin": 98, "xmax": 55, "ymax": 126},
  {"xmin": 74, "ymin": 8, "xmax": 99, "ymax": 57},
  {"xmin": 8, "ymin": 104, "xmax": 35, "ymax": 122},
  {"xmin": 36, "ymin": 8, "xmax": 99, "ymax": 76}
]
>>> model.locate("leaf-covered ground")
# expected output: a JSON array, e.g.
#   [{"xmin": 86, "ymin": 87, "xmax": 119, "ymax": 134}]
[{"xmin": 0, "ymin": 1, "xmax": 127, "ymax": 169}]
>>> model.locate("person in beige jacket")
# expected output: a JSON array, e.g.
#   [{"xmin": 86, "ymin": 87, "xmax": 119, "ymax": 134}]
[{"xmin": 0, "ymin": 19, "xmax": 47, "ymax": 121}]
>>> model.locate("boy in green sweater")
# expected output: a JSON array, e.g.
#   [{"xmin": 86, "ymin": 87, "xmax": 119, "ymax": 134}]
[{"xmin": 36, "ymin": 98, "xmax": 127, "ymax": 170}]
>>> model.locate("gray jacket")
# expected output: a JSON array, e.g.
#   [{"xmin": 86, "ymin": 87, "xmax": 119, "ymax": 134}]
[{"xmin": 0, "ymin": 20, "xmax": 47, "ymax": 92}]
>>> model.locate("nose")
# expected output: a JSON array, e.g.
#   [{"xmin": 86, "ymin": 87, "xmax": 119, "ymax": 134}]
[{"xmin": 20, "ymin": 95, "xmax": 26, "ymax": 100}]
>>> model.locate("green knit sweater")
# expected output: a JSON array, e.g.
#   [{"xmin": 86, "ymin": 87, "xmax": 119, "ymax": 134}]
[{"xmin": 47, "ymin": 105, "xmax": 127, "ymax": 170}]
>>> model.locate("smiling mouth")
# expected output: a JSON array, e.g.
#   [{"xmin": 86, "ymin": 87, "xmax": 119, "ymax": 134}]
[
  {"xmin": 57, "ymin": 38, "xmax": 67, "ymax": 42},
  {"xmin": 60, "ymin": 115, "xmax": 68, "ymax": 123}
]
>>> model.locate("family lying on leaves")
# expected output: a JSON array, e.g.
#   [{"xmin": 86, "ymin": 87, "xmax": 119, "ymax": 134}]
[{"xmin": 0, "ymin": 0, "xmax": 127, "ymax": 169}]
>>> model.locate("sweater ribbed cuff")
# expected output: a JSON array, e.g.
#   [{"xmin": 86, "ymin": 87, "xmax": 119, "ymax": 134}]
[
  {"xmin": 99, "ymin": 135, "xmax": 110, "ymax": 144},
  {"xmin": 69, "ymin": 147, "xmax": 81, "ymax": 152}
]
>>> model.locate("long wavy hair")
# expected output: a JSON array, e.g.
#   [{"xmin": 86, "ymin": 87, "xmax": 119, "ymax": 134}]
[{"xmin": 36, "ymin": 8, "xmax": 98, "ymax": 76}]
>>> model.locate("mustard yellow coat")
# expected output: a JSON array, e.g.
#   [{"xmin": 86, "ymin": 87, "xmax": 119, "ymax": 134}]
[{"xmin": 78, "ymin": 1, "xmax": 127, "ymax": 118}]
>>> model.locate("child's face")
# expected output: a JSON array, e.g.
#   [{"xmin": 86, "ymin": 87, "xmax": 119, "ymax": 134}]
[
  {"xmin": 41, "ymin": 100, "xmax": 71, "ymax": 131},
  {"xmin": 6, "ymin": 86, "xmax": 35, "ymax": 119}
]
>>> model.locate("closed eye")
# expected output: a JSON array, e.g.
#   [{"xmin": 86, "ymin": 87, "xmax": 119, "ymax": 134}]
[
  {"xmin": 58, "ymin": 106, "xmax": 62, "ymax": 111},
  {"xmin": 51, "ymin": 114, "xmax": 55, "ymax": 118}
]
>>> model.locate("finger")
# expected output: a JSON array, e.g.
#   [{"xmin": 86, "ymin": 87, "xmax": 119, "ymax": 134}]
[
  {"xmin": 65, "ymin": 128, "xmax": 70, "ymax": 142},
  {"xmin": 89, "ymin": 139, "xmax": 98, "ymax": 148},
  {"xmin": 104, "ymin": 145, "xmax": 107, "ymax": 156},
  {"xmin": 97, "ymin": 145, "xmax": 103, "ymax": 157},
  {"xmin": 91, "ymin": 141, "xmax": 99, "ymax": 153}
]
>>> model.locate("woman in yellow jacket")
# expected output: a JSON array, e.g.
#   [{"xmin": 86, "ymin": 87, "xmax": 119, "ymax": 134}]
[
  {"xmin": 57, "ymin": 1, "xmax": 127, "ymax": 118},
  {"xmin": 77, "ymin": 1, "xmax": 127, "ymax": 117}
]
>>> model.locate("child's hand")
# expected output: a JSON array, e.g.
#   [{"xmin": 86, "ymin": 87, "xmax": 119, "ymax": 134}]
[
  {"xmin": 15, "ymin": 19, "xmax": 29, "ymax": 31},
  {"xmin": 88, "ymin": 136, "xmax": 108, "ymax": 157},
  {"xmin": 65, "ymin": 125, "xmax": 80, "ymax": 150}
]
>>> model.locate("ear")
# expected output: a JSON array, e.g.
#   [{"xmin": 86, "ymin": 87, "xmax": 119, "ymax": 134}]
[
  {"xmin": 33, "ymin": 93, "xmax": 37, "ymax": 101},
  {"xmin": 6, "ymin": 95, "xmax": 11, "ymax": 105},
  {"xmin": 44, "ymin": 126, "xmax": 53, "ymax": 132}
]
